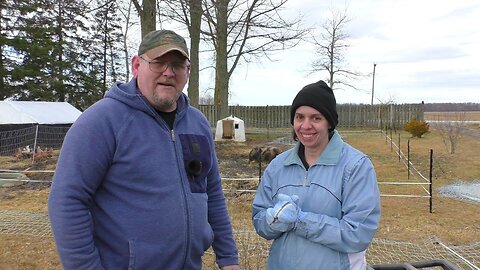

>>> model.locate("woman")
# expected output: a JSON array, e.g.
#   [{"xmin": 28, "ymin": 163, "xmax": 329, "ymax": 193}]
[{"xmin": 252, "ymin": 80, "xmax": 381, "ymax": 270}]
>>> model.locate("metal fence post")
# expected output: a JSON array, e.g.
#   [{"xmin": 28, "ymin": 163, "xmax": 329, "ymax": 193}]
[
  {"xmin": 407, "ymin": 139, "xmax": 410, "ymax": 180},
  {"xmin": 398, "ymin": 133, "xmax": 401, "ymax": 162},
  {"xmin": 429, "ymin": 149, "xmax": 433, "ymax": 213},
  {"xmin": 32, "ymin": 125, "xmax": 39, "ymax": 164}
]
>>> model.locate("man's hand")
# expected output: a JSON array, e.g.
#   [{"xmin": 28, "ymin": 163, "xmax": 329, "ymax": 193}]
[{"xmin": 221, "ymin": 264, "xmax": 240, "ymax": 270}]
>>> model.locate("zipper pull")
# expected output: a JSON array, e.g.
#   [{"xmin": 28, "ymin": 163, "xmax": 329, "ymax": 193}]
[{"xmin": 170, "ymin": 129, "xmax": 175, "ymax": 141}]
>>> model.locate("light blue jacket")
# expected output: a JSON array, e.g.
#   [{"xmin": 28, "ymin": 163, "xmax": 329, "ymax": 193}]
[{"xmin": 252, "ymin": 130, "xmax": 380, "ymax": 270}]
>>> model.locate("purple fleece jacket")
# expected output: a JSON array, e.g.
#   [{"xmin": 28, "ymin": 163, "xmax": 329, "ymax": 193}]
[{"xmin": 48, "ymin": 78, "xmax": 238, "ymax": 269}]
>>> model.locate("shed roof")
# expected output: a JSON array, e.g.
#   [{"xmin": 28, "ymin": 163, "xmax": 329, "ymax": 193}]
[{"xmin": 0, "ymin": 101, "xmax": 82, "ymax": 125}]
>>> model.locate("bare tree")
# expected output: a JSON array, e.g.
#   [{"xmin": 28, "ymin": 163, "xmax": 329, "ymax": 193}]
[
  {"xmin": 208, "ymin": 0, "xmax": 228, "ymax": 120},
  {"xmin": 376, "ymin": 95, "xmax": 397, "ymax": 130},
  {"xmin": 117, "ymin": 0, "xmax": 136, "ymax": 80},
  {"xmin": 186, "ymin": 0, "xmax": 202, "ymax": 107},
  {"xmin": 204, "ymin": 0, "xmax": 307, "ymax": 119},
  {"xmin": 156, "ymin": 0, "xmax": 203, "ymax": 107},
  {"xmin": 433, "ymin": 112, "xmax": 467, "ymax": 154},
  {"xmin": 131, "ymin": 0, "xmax": 156, "ymax": 37},
  {"xmin": 199, "ymin": 90, "xmax": 214, "ymax": 105},
  {"xmin": 311, "ymin": 8, "xmax": 363, "ymax": 90},
  {"xmin": 0, "ymin": 0, "xmax": 6, "ymax": 99},
  {"xmin": 126, "ymin": 0, "xmax": 202, "ymax": 97},
  {"xmin": 159, "ymin": 0, "xmax": 307, "ymax": 119}
]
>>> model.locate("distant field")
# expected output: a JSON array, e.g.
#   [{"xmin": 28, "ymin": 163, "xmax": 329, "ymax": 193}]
[{"xmin": 424, "ymin": 111, "xmax": 480, "ymax": 121}]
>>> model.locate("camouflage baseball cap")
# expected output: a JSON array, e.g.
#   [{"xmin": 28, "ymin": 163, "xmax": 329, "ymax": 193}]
[{"xmin": 138, "ymin": 29, "xmax": 189, "ymax": 59}]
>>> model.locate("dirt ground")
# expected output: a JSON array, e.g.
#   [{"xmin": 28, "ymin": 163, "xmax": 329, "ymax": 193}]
[
  {"xmin": 0, "ymin": 130, "xmax": 479, "ymax": 269},
  {"xmin": 1, "ymin": 132, "xmax": 479, "ymax": 245}
]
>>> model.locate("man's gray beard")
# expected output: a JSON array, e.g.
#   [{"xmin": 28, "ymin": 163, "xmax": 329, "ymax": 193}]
[{"xmin": 152, "ymin": 93, "xmax": 179, "ymax": 112}]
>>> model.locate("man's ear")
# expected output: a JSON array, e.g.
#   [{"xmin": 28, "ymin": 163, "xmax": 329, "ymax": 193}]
[{"xmin": 131, "ymin": 56, "xmax": 140, "ymax": 77}]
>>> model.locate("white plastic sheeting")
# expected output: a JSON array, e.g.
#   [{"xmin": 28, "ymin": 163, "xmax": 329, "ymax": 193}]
[{"xmin": 0, "ymin": 101, "xmax": 82, "ymax": 125}]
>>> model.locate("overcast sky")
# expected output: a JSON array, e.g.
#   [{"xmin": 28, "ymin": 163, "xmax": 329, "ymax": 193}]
[{"xmin": 201, "ymin": 0, "xmax": 480, "ymax": 106}]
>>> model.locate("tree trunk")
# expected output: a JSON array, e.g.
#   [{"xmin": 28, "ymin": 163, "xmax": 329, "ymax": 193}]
[
  {"xmin": 55, "ymin": 1, "xmax": 66, "ymax": 102},
  {"xmin": 0, "ymin": 3, "xmax": 5, "ymax": 99},
  {"xmin": 214, "ymin": 0, "xmax": 229, "ymax": 121},
  {"xmin": 187, "ymin": 0, "xmax": 201, "ymax": 107},
  {"xmin": 122, "ymin": 1, "xmax": 133, "ymax": 80},
  {"xmin": 140, "ymin": 0, "xmax": 156, "ymax": 38}
]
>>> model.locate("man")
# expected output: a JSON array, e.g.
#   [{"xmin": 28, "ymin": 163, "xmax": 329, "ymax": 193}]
[{"xmin": 48, "ymin": 29, "xmax": 240, "ymax": 270}]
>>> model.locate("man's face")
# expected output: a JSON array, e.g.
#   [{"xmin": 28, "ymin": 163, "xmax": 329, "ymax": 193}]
[
  {"xmin": 132, "ymin": 50, "xmax": 190, "ymax": 112},
  {"xmin": 293, "ymin": 106, "xmax": 331, "ymax": 152}
]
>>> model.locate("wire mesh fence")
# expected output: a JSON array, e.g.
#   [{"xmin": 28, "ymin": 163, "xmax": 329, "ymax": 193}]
[
  {"xmin": 0, "ymin": 125, "xmax": 69, "ymax": 156},
  {"xmin": 2, "ymin": 193, "xmax": 478, "ymax": 270}
]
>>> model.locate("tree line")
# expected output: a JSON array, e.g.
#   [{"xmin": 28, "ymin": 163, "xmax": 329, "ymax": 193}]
[
  {"xmin": 424, "ymin": 103, "xmax": 480, "ymax": 112},
  {"xmin": 2, "ymin": 0, "xmax": 361, "ymax": 119},
  {"xmin": 0, "ymin": 0, "xmax": 126, "ymax": 110}
]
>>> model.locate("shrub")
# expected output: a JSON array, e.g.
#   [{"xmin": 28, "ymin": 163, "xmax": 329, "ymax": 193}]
[{"xmin": 404, "ymin": 119, "xmax": 429, "ymax": 138}]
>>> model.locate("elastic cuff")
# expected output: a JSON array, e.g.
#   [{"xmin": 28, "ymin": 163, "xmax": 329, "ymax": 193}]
[
  {"xmin": 293, "ymin": 211, "xmax": 309, "ymax": 238},
  {"xmin": 217, "ymin": 256, "xmax": 239, "ymax": 268},
  {"xmin": 294, "ymin": 220, "xmax": 308, "ymax": 238},
  {"xmin": 298, "ymin": 211, "xmax": 307, "ymax": 221}
]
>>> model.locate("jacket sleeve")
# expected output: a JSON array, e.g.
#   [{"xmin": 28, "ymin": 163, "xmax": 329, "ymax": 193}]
[
  {"xmin": 48, "ymin": 113, "xmax": 113, "ymax": 270},
  {"xmin": 206, "ymin": 138, "xmax": 239, "ymax": 267},
  {"xmin": 294, "ymin": 157, "xmax": 381, "ymax": 253},
  {"xmin": 251, "ymin": 164, "xmax": 285, "ymax": 240}
]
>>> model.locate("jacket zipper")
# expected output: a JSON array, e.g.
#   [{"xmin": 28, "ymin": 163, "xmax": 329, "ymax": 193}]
[{"xmin": 170, "ymin": 127, "xmax": 191, "ymax": 269}]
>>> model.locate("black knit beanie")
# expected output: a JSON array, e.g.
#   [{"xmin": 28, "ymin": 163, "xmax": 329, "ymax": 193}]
[{"xmin": 290, "ymin": 80, "xmax": 338, "ymax": 130}]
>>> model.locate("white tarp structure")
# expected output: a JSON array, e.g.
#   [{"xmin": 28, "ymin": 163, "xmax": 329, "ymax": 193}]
[
  {"xmin": 214, "ymin": 115, "xmax": 246, "ymax": 142},
  {"xmin": 0, "ymin": 101, "xmax": 82, "ymax": 125}
]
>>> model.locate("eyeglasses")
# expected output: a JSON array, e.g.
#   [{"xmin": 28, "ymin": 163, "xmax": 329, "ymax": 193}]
[{"xmin": 139, "ymin": 55, "xmax": 190, "ymax": 74}]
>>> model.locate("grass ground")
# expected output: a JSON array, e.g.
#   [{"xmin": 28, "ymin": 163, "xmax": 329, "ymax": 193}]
[{"xmin": 0, "ymin": 122, "xmax": 479, "ymax": 269}]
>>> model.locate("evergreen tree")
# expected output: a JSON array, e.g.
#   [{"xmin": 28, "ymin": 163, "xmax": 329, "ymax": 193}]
[
  {"xmin": 9, "ymin": 0, "xmax": 55, "ymax": 100},
  {"xmin": 89, "ymin": 0, "xmax": 126, "ymax": 92},
  {"xmin": 1, "ymin": 0, "xmax": 126, "ymax": 110},
  {"xmin": 0, "ymin": 0, "xmax": 8, "ymax": 99}
]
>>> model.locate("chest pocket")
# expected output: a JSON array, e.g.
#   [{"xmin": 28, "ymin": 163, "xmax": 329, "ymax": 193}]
[{"xmin": 179, "ymin": 134, "xmax": 211, "ymax": 193}]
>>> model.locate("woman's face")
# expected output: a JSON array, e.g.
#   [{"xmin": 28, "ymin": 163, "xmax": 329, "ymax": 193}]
[{"xmin": 293, "ymin": 106, "xmax": 331, "ymax": 152}]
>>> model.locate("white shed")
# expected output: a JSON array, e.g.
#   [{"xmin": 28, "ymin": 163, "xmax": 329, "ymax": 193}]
[{"xmin": 214, "ymin": 115, "xmax": 246, "ymax": 142}]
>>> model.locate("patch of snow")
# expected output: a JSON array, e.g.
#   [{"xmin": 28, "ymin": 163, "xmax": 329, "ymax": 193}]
[{"xmin": 439, "ymin": 180, "xmax": 480, "ymax": 204}]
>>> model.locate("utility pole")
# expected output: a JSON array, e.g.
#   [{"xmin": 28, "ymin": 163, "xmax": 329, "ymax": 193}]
[{"xmin": 371, "ymin": 63, "xmax": 377, "ymax": 105}]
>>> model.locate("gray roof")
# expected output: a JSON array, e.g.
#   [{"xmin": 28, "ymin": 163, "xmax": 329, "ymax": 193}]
[{"xmin": 0, "ymin": 101, "xmax": 82, "ymax": 125}]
